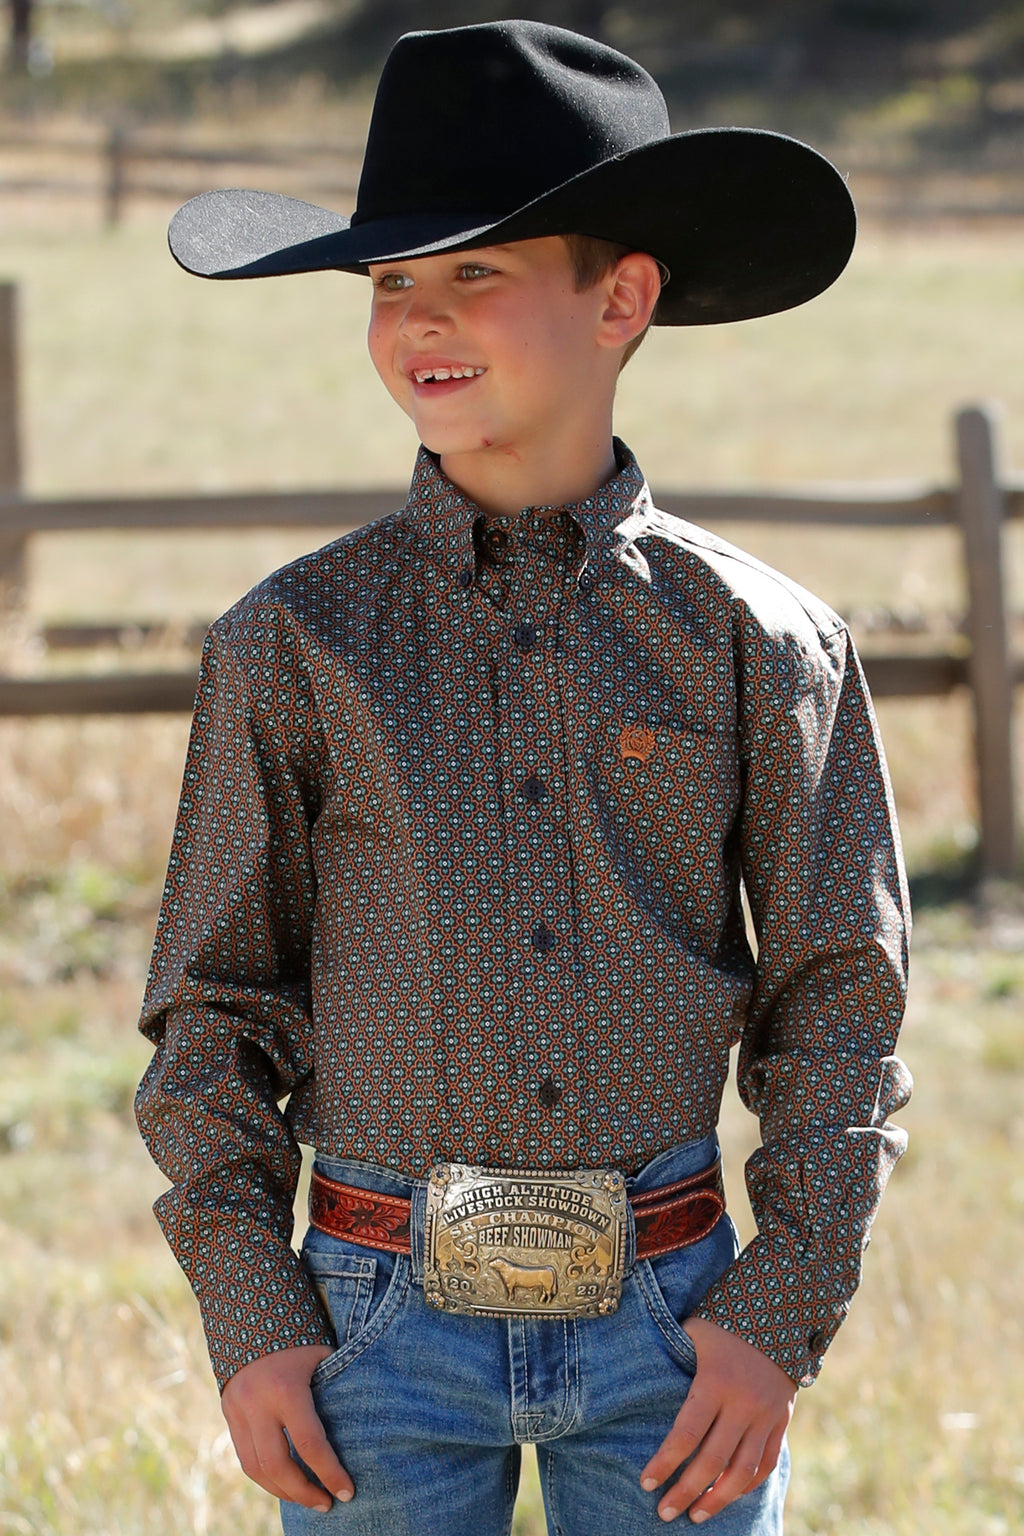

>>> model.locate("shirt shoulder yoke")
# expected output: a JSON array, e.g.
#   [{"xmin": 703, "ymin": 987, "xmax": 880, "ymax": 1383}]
[
  {"xmin": 638, "ymin": 503, "xmax": 847, "ymax": 646},
  {"xmin": 211, "ymin": 507, "xmax": 409, "ymax": 635}
]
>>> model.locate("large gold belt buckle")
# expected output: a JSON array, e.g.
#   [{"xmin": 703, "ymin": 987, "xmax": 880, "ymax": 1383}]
[{"xmin": 423, "ymin": 1163, "xmax": 628, "ymax": 1319}]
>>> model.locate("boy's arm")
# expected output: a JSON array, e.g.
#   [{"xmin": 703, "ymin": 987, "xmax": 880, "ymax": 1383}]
[
  {"xmin": 694, "ymin": 620, "xmax": 912, "ymax": 1385},
  {"xmin": 135, "ymin": 618, "xmax": 334, "ymax": 1391},
  {"xmin": 642, "ymin": 617, "xmax": 911, "ymax": 1522}
]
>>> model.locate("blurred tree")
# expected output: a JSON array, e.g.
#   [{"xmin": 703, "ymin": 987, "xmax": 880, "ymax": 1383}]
[
  {"xmin": 315, "ymin": 0, "xmax": 1024, "ymax": 65},
  {"xmin": 8, "ymin": 0, "xmax": 32, "ymax": 71}
]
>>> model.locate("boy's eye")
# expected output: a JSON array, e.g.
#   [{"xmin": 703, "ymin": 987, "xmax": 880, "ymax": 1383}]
[
  {"xmin": 376, "ymin": 272, "xmax": 414, "ymax": 292},
  {"xmin": 459, "ymin": 263, "xmax": 494, "ymax": 280}
]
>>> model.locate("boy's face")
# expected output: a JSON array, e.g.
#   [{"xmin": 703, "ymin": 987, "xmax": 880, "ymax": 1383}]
[{"xmin": 366, "ymin": 236, "xmax": 618, "ymax": 468}]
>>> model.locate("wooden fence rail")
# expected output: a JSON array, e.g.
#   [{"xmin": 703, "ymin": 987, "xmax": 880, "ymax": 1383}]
[
  {"xmin": 8, "ymin": 124, "xmax": 1024, "ymax": 225},
  {"xmin": 0, "ymin": 282, "xmax": 1019, "ymax": 878},
  {"xmin": 0, "ymin": 123, "xmax": 361, "ymax": 226}
]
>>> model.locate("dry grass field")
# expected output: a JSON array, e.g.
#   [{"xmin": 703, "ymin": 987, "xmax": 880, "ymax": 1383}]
[{"xmin": 0, "ymin": 207, "xmax": 1023, "ymax": 1534}]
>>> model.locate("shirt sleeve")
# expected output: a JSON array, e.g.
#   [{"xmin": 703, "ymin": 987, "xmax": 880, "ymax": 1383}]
[
  {"xmin": 692, "ymin": 618, "xmax": 913, "ymax": 1386},
  {"xmin": 135, "ymin": 615, "xmax": 334, "ymax": 1390}
]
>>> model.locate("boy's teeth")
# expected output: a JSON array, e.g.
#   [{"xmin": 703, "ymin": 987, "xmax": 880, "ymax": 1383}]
[{"xmin": 413, "ymin": 365, "xmax": 485, "ymax": 382}]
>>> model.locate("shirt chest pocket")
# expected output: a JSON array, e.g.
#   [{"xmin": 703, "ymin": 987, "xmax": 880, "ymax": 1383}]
[{"xmin": 592, "ymin": 720, "xmax": 740, "ymax": 847}]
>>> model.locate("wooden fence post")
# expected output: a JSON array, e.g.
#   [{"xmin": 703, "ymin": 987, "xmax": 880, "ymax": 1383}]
[
  {"xmin": 105, "ymin": 122, "xmax": 127, "ymax": 227},
  {"xmin": 956, "ymin": 403, "xmax": 1018, "ymax": 879},
  {"xmin": 8, "ymin": 0, "xmax": 32, "ymax": 71},
  {"xmin": 0, "ymin": 283, "xmax": 25, "ymax": 626}
]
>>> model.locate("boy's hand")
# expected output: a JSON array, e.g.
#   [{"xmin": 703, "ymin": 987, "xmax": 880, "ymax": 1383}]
[
  {"xmin": 221, "ymin": 1344, "xmax": 354, "ymax": 1510},
  {"xmin": 640, "ymin": 1317, "xmax": 797, "ymax": 1523}
]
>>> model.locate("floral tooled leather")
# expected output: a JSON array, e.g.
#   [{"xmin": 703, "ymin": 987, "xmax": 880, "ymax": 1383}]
[{"xmin": 310, "ymin": 1175, "xmax": 412, "ymax": 1252}]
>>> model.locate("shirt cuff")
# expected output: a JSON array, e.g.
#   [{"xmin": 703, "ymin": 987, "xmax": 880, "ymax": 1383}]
[
  {"xmin": 154, "ymin": 1191, "xmax": 332, "ymax": 1391},
  {"xmin": 692, "ymin": 1231, "xmax": 858, "ymax": 1386}
]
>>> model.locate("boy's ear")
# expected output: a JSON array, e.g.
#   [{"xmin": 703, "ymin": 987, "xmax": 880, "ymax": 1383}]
[{"xmin": 595, "ymin": 253, "xmax": 662, "ymax": 353}]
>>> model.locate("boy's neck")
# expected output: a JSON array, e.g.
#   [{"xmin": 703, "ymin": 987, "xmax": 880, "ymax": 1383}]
[{"xmin": 439, "ymin": 430, "xmax": 619, "ymax": 521}]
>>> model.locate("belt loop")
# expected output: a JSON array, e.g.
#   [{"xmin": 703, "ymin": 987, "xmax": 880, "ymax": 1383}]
[
  {"xmin": 624, "ymin": 1192, "xmax": 637, "ymax": 1278},
  {"xmin": 409, "ymin": 1182, "xmax": 427, "ymax": 1284}
]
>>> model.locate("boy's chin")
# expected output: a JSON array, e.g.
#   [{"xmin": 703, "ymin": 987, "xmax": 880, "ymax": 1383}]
[{"xmin": 417, "ymin": 426, "xmax": 501, "ymax": 458}]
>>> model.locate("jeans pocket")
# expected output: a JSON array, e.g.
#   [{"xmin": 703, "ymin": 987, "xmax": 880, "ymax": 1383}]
[
  {"xmin": 632, "ymin": 1213, "xmax": 737, "ymax": 1375},
  {"xmin": 302, "ymin": 1236, "xmax": 410, "ymax": 1389},
  {"xmin": 304, "ymin": 1247, "xmax": 377, "ymax": 1346},
  {"xmin": 634, "ymin": 1256, "xmax": 700, "ymax": 1375}
]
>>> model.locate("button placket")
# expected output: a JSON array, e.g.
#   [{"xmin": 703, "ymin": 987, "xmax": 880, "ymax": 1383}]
[
  {"xmin": 478, "ymin": 509, "xmax": 587, "ymax": 1144},
  {"xmin": 533, "ymin": 588, "xmax": 576, "ymax": 1114}
]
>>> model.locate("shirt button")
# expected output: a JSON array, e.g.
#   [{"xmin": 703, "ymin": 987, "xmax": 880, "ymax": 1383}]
[
  {"xmin": 513, "ymin": 622, "xmax": 537, "ymax": 651},
  {"xmin": 457, "ymin": 568, "xmax": 473, "ymax": 589},
  {"xmin": 808, "ymin": 1328, "xmax": 829, "ymax": 1354},
  {"xmin": 531, "ymin": 921, "xmax": 557, "ymax": 953},
  {"xmin": 538, "ymin": 1076, "xmax": 562, "ymax": 1109},
  {"xmin": 523, "ymin": 775, "xmax": 547, "ymax": 803}
]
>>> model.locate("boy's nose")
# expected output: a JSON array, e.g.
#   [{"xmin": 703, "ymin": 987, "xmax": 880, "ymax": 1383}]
[{"xmin": 398, "ymin": 296, "xmax": 456, "ymax": 339}]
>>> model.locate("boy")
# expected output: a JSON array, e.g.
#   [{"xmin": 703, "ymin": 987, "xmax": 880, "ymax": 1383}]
[{"xmin": 137, "ymin": 20, "xmax": 912, "ymax": 1535}]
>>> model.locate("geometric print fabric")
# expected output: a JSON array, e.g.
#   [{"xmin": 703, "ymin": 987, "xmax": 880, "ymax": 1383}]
[{"xmin": 136, "ymin": 441, "xmax": 912, "ymax": 1390}]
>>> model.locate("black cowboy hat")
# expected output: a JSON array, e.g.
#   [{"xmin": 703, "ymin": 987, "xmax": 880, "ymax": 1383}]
[{"xmin": 168, "ymin": 19, "xmax": 856, "ymax": 327}]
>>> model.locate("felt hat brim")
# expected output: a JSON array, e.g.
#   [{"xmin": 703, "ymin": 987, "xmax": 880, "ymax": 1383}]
[{"xmin": 168, "ymin": 126, "xmax": 855, "ymax": 327}]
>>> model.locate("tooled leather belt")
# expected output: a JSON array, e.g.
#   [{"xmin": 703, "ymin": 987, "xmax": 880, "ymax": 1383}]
[{"xmin": 309, "ymin": 1157, "xmax": 725, "ymax": 1264}]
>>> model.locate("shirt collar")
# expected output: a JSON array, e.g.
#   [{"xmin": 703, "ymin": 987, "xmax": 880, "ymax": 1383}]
[{"xmin": 398, "ymin": 438, "xmax": 653, "ymax": 558}]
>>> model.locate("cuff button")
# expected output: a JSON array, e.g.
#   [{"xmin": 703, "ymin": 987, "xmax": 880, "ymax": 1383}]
[{"xmin": 808, "ymin": 1328, "xmax": 829, "ymax": 1353}]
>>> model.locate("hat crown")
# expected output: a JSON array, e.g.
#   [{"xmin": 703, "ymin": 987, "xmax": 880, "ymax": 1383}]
[{"xmin": 354, "ymin": 19, "xmax": 670, "ymax": 228}]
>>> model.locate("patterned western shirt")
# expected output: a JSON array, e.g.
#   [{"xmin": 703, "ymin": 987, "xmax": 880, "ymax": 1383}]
[{"xmin": 136, "ymin": 442, "xmax": 912, "ymax": 1391}]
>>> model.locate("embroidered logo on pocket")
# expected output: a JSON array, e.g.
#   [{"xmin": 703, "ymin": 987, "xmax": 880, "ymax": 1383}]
[{"xmin": 618, "ymin": 724, "xmax": 656, "ymax": 764}]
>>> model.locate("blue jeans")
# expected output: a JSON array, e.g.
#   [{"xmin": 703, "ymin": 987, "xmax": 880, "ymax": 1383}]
[{"xmin": 281, "ymin": 1134, "xmax": 789, "ymax": 1536}]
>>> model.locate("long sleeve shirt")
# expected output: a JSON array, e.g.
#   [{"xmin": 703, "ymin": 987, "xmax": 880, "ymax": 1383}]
[{"xmin": 136, "ymin": 441, "xmax": 912, "ymax": 1391}]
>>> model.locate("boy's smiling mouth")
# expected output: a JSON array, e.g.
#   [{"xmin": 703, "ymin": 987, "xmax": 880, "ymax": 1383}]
[
  {"xmin": 404, "ymin": 357, "xmax": 487, "ymax": 391},
  {"xmin": 411, "ymin": 365, "xmax": 486, "ymax": 383}
]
